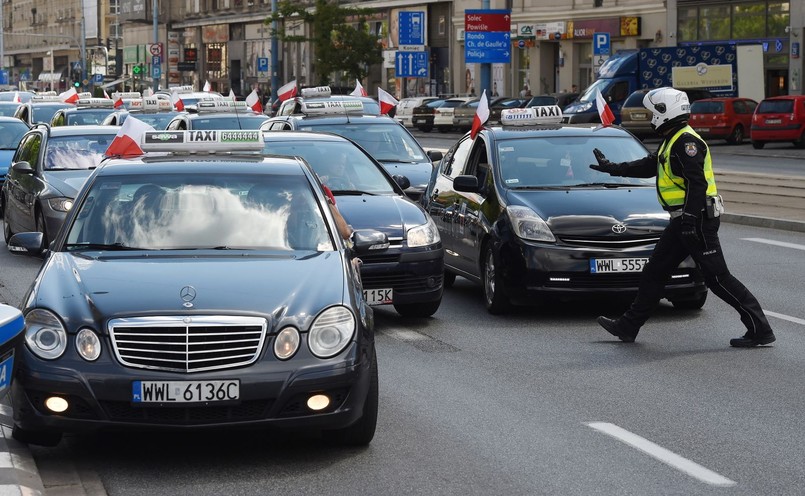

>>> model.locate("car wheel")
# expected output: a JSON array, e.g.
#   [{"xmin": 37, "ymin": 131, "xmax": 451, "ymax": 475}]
[
  {"xmin": 671, "ymin": 291, "xmax": 708, "ymax": 310},
  {"xmin": 419, "ymin": 124, "xmax": 433, "ymax": 133},
  {"xmin": 323, "ymin": 351, "xmax": 378, "ymax": 446},
  {"xmin": 437, "ymin": 126, "xmax": 452, "ymax": 133},
  {"xmin": 394, "ymin": 298, "xmax": 441, "ymax": 318},
  {"xmin": 482, "ymin": 246, "xmax": 509, "ymax": 315},
  {"xmin": 36, "ymin": 208, "xmax": 49, "ymax": 249},
  {"xmin": 727, "ymin": 125, "xmax": 744, "ymax": 145},
  {"xmin": 795, "ymin": 132, "xmax": 805, "ymax": 149},
  {"xmin": 12, "ymin": 425, "xmax": 62, "ymax": 447},
  {"xmin": 443, "ymin": 270, "xmax": 457, "ymax": 288},
  {"xmin": 751, "ymin": 140, "xmax": 765, "ymax": 149}
]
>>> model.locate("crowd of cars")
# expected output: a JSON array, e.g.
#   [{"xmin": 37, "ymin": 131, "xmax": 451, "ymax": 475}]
[{"xmin": 0, "ymin": 81, "xmax": 799, "ymax": 447}]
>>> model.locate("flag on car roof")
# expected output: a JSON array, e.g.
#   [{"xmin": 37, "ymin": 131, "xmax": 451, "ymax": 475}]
[
  {"xmin": 595, "ymin": 88, "xmax": 615, "ymax": 127},
  {"xmin": 228, "ymin": 88, "xmax": 236, "ymax": 100},
  {"xmin": 471, "ymin": 90, "xmax": 490, "ymax": 140},
  {"xmin": 12, "ymin": 92, "xmax": 21, "ymax": 103},
  {"xmin": 103, "ymin": 89, "xmax": 111, "ymax": 99},
  {"xmin": 277, "ymin": 80, "xmax": 298, "ymax": 102},
  {"xmin": 245, "ymin": 89, "xmax": 263, "ymax": 113},
  {"xmin": 59, "ymin": 87, "xmax": 79, "ymax": 104},
  {"xmin": 350, "ymin": 80, "xmax": 367, "ymax": 97},
  {"xmin": 113, "ymin": 93, "xmax": 124, "ymax": 109},
  {"xmin": 203, "ymin": 80, "xmax": 212, "ymax": 92},
  {"xmin": 378, "ymin": 87, "xmax": 398, "ymax": 115},
  {"xmin": 170, "ymin": 90, "xmax": 185, "ymax": 111},
  {"xmin": 104, "ymin": 116, "xmax": 155, "ymax": 158}
]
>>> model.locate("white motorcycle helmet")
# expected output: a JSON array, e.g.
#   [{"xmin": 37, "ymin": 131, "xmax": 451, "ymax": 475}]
[{"xmin": 643, "ymin": 87, "xmax": 691, "ymax": 133}]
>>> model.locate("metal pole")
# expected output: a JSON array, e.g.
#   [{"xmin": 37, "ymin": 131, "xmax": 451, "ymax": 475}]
[
  {"xmin": 50, "ymin": 50, "xmax": 55, "ymax": 92},
  {"xmin": 81, "ymin": 10, "xmax": 87, "ymax": 90},
  {"xmin": 270, "ymin": 0, "xmax": 279, "ymax": 104},
  {"xmin": 153, "ymin": 0, "xmax": 159, "ymax": 92}
]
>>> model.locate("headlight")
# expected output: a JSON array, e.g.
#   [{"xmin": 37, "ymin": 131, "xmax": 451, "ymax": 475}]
[
  {"xmin": 47, "ymin": 197, "xmax": 74, "ymax": 212},
  {"xmin": 506, "ymin": 206, "xmax": 556, "ymax": 242},
  {"xmin": 308, "ymin": 306, "xmax": 355, "ymax": 358},
  {"xmin": 572, "ymin": 102, "xmax": 593, "ymax": 112},
  {"xmin": 76, "ymin": 328, "xmax": 101, "ymax": 361},
  {"xmin": 24, "ymin": 309, "xmax": 68, "ymax": 360},
  {"xmin": 274, "ymin": 327, "xmax": 300, "ymax": 360},
  {"xmin": 407, "ymin": 216, "xmax": 440, "ymax": 247}
]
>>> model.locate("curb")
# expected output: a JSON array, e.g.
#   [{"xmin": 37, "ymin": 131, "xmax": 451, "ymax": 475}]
[
  {"xmin": 721, "ymin": 212, "xmax": 805, "ymax": 233},
  {"xmin": 0, "ymin": 404, "xmax": 44, "ymax": 496}
]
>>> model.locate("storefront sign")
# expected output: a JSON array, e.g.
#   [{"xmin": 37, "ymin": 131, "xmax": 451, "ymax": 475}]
[
  {"xmin": 566, "ymin": 17, "xmax": 641, "ymax": 39},
  {"xmin": 534, "ymin": 22, "xmax": 565, "ymax": 40},
  {"xmin": 672, "ymin": 63, "xmax": 733, "ymax": 92}
]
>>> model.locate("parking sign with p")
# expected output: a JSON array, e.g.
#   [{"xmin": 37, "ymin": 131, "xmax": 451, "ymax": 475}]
[{"xmin": 593, "ymin": 32, "xmax": 610, "ymax": 56}]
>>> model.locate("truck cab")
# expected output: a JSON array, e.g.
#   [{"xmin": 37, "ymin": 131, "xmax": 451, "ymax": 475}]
[{"xmin": 562, "ymin": 50, "xmax": 638, "ymax": 124}]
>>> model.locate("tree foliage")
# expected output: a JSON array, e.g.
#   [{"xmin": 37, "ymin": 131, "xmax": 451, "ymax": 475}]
[{"xmin": 267, "ymin": 0, "xmax": 383, "ymax": 85}]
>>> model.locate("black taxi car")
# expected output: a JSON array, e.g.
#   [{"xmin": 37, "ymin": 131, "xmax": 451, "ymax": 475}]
[
  {"xmin": 426, "ymin": 106, "xmax": 707, "ymax": 314},
  {"xmin": 263, "ymin": 131, "xmax": 444, "ymax": 318},
  {"xmin": 7, "ymin": 130, "xmax": 381, "ymax": 446}
]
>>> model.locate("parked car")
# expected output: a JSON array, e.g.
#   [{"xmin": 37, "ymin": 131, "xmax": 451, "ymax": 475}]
[
  {"xmin": 487, "ymin": 97, "xmax": 527, "ymax": 125},
  {"xmin": 411, "ymin": 99, "xmax": 447, "ymax": 132},
  {"xmin": 689, "ymin": 97, "xmax": 757, "ymax": 145},
  {"xmin": 434, "ymin": 97, "xmax": 474, "ymax": 133},
  {"xmin": 396, "ymin": 97, "xmax": 439, "ymax": 128},
  {"xmin": 750, "ymin": 95, "xmax": 805, "ymax": 149},
  {"xmin": 620, "ymin": 88, "xmax": 714, "ymax": 140},
  {"xmin": 453, "ymin": 96, "xmax": 520, "ymax": 131}
]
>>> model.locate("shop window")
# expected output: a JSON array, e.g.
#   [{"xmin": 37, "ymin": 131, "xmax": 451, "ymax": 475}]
[
  {"xmin": 732, "ymin": 3, "xmax": 766, "ymax": 39},
  {"xmin": 698, "ymin": 6, "xmax": 730, "ymax": 40},
  {"xmin": 677, "ymin": 7, "xmax": 698, "ymax": 42},
  {"xmin": 767, "ymin": 2, "xmax": 790, "ymax": 37}
]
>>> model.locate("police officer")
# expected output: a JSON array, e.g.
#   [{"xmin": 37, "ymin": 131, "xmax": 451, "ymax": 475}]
[{"xmin": 589, "ymin": 87, "xmax": 775, "ymax": 348}]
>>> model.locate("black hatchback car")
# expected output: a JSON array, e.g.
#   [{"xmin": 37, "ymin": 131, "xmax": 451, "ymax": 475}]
[
  {"xmin": 426, "ymin": 106, "xmax": 707, "ymax": 314},
  {"xmin": 7, "ymin": 129, "xmax": 380, "ymax": 446}
]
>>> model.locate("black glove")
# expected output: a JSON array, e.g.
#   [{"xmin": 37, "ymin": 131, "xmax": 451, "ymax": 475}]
[
  {"xmin": 680, "ymin": 213, "xmax": 699, "ymax": 242},
  {"xmin": 589, "ymin": 148, "xmax": 615, "ymax": 173}
]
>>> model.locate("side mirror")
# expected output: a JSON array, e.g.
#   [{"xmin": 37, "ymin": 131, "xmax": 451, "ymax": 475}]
[
  {"xmin": 392, "ymin": 174, "xmax": 410, "ymax": 190},
  {"xmin": 7, "ymin": 232, "xmax": 45, "ymax": 257},
  {"xmin": 427, "ymin": 150, "xmax": 443, "ymax": 162},
  {"xmin": 453, "ymin": 175, "xmax": 479, "ymax": 193},
  {"xmin": 352, "ymin": 229, "xmax": 389, "ymax": 254},
  {"xmin": 11, "ymin": 161, "xmax": 34, "ymax": 174}
]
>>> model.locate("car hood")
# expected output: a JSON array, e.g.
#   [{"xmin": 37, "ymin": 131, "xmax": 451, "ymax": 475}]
[
  {"xmin": 32, "ymin": 252, "xmax": 347, "ymax": 329},
  {"xmin": 336, "ymin": 194, "xmax": 427, "ymax": 238},
  {"xmin": 0, "ymin": 149, "xmax": 14, "ymax": 167},
  {"xmin": 43, "ymin": 170, "xmax": 95, "ymax": 198},
  {"xmin": 376, "ymin": 160, "xmax": 432, "ymax": 193},
  {"xmin": 506, "ymin": 187, "xmax": 669, "ymax": 237}
]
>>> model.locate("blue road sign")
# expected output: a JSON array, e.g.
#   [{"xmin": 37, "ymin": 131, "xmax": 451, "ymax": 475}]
[
  {"xmin": 152, "ymin": 64, "xmax": 162, "ymax": 79},
  {"xmin": 0, "ymin": 70, "xmax": 7, "ymax": 86},
  {"xmin": 257, "ymin": 57, "xmax": 269, "ymax": 72},
  {"xmin": 464, "ymin": 31, "xmax": 511, "ymax": 64},
  {"xmin": 395, "ymin": 51, "xmax": 429, "ymax": 78},
  {"xmin": 593, "ymin": 32, "xmax": 610, "ymax": 56},
  {"xmin": 93, "ymin": 73, "xmax": 104, "ymax": 84},
  {"xmin": 399, "ymin": 11, "xmax": 425, "ymax": 46}
]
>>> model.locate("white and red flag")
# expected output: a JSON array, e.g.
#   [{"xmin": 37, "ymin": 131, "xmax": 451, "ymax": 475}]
[
  {"xmin": 245, "ymin": 89, "xmax": 263, "ymax": 113},
  {"xmin": 103, "ymin": 89, "xmax": 111, "ymax": 99},
  {"xmin": 350, "ymin": 80, "xmax": 367, "ymax": 97},
  {"xmin": 378, "ymin": 87, "xmax": 399, "ymax": 115},
  {"xmin": 170, "ymin": 90, "xmax": 185, "ymax": 111},
  {"xmin": 12, "ymin": 92, "xmax": 21, "ymax": 103},
  {"xmin": 277, "ymin": 80, "xmax": 298, "ymax": 102},
  {"xmin": 470, "ymin": 90, "xmax": 490, "ymax": 140},
  {"xmin": 59, "ymin": 87, "xmax": 79, "ymax": 104},
  {"xmin": 113, "ymin": 94, "xmax": 124, "ymax": 109},
  {"xmin": 203, "ymin": 80, "xmax": 212, "ymax": 92},
  {"xmin": 595, "ymin": 88, "xmax": 615, "ymax": 127},
  {"xmin": 104, "ymin": 116, "xmax": 155, "ymax": 158},
  {"xmin": 228, "ymin": 88, "xmax": 236, "ymax": 100}
]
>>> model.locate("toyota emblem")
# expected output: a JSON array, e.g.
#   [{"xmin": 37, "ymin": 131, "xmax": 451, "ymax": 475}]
[{"xmin": 612, "ymin": 223, "xmax": 627, "ymax": 234}]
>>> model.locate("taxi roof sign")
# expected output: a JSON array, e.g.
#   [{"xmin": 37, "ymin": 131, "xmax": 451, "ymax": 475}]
[
  {"xmin": 168, "ymin": 85, "xmax": 195, "ymax": 94},
  {"xmin": 500, "ymin": 106, "xmax": 563, "ymax": 126},
  {"xmin": 301, "ymin": 100, "xmax": 364, "ymax": 115},
  {"xmin": 128, "ymin": 97, "xmax": 173, "ymax": 112},
  {"xmin": 141, "ymin": 130, "xmax": 264, "ymax": 153},
  {"xmin": 300, "ymin": 86, "xmax": 332, "ymax": 98},
  {"xmin": 76, "ymin": 98, "xmax": 115, "ymax": 109},
  {"xmin": 195, "ymin": 100, "xmax": 252, "ymax": 113},
  {"xmin": 113, "ymin": 91, "xmax": 142, "ymax": 100},
  {"xmin": 31, "ymin": 96, "xmax": 64, "ymax": 102}
]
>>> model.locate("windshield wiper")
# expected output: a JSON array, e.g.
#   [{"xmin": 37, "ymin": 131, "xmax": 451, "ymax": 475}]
[
  {"xmin": 65, "ymin": 242, "xmax": 139, "ymax": 251},
  {"xmin": 573, "ymin": 182, "xmax": 635, "ymax": 188},
  {"xmin": 376, "ymin": 159, "xmax": 420, "ymax": 163},
  {"xmin": 509, "ymin": 185, "xmax": 569, "ymax": 190},
  {"xmin": 332, "ymin": 190, "xmax": 376, "ymax": 196}
]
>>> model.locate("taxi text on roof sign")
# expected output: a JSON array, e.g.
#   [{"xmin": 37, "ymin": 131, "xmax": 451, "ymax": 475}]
[
  {"xmin": 141, "ymin": 130, "xmax": 264, "ymax": 152},
  {"xmin": 113, "ymin": 92, "xmax": 142, "ymax": 100},
  {"xmin": 300, "ymin": 86, "xmax": 332, "ymax": 98},
  {"xmin": 129, "ymin": 97, "xmax": 173, "ymax": 112},
  {"xmin": 76, "ymin": 98, "xmax": 115, "ymax": 109},
  {"xmin": 302, "ymin": 100, "xmax": 364, "ymax": 114},
  {"xmin": 500, "ymin": 105, "xmax": 563, "ymax": 126},
  {"xmin": 196, "ymin": 100, "xmax": 250, "ymax": 112}
]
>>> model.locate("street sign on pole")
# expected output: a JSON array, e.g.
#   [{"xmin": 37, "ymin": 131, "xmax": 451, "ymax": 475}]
[
  {"xmin": 399, "ymin": 11, "xmax": 425, "ymax": 46},
  {"xmin": 257, "ymin": 57, "xmax": 269, "ymax": 81},
  {"xmin": 395, "ymin": 51, "xmax": 429, "ymax": 78},
  {"xmin": 465, "ymin": 10, "xmax": 512, "ymax": 64},
  {"xmin": 593, "ymin": 32, "xmax": 611, "ymax": 73}
]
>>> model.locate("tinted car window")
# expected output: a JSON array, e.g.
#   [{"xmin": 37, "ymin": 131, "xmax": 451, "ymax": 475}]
[
  {"xmin": 185, "ymin": 116, "xmax": 268, "ymax": 130},
  {"xmin": 690, "ymin": 101, "xmax": 724, "ymax": 114},
  {"xmin": 624, "ymin": 90, "xmax": 648, "ymax": 107},
  {"xmin": 44, "ymin": 134, "xmax": 114, "ymax": 170},
  {"xmin": 757, "ymin": 99, "xmax": 794, "ymax": 113},
  {"xmin": 295, "ymin": 122, "xmax": 426, "ymax": 162},
  {"xmin": 525, "ymin": 96, "xmax": 557, "ymax": 107}
]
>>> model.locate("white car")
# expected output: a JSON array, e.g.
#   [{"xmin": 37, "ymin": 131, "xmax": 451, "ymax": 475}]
[
  {"xmin": 433, "ymin": 97, "xmax": 474, "ymax": 133},
  {"xmin": 395, "ymin": 97, "xmax": 438, "ymax": 128}
]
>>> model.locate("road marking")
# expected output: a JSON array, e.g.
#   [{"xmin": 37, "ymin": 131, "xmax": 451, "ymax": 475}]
[
  {"xmin": 586, "ymin": 422, "xmax": 736, "ymax": 487},
  {"xmin": 765, "ymin": 311, "xmax": 805, "ymax": 326},
  {"xmin": 741, "ymin": 238, "xmax": 805, "ymax": 251}
]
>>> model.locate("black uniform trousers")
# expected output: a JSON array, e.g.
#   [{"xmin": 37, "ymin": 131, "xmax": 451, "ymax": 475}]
[{"xmin": 620, "ymin": 214, "xmax": 773, "ymax": 336}]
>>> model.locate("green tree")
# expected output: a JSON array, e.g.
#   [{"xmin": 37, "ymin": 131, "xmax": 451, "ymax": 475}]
[{"xmin": 268, "ymin": 0, "xmax": 383, "ymax": 85}]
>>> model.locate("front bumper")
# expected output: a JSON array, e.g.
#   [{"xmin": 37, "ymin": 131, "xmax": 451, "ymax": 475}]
[
  {"xmin": 12, "ymin": 340, "xmax": 374, "ymax": 433},
  {"xmin": 359, "ymin": 245, "xmax": 444, "ymax": 306}
]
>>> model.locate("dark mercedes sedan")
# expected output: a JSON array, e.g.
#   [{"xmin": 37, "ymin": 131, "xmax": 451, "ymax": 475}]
[
  {"xmin": 7, "ymin": 130, "xmax": 380, "ymax": 447},
  {"xmin": 426, "ymin": 107, "xmax": 707, "ymax": 314}
]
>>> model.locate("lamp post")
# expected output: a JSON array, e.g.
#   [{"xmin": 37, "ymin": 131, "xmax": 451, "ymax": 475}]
[{"xmin": 48, "ymin": 50, "xmax": 55, "ymax": 91}]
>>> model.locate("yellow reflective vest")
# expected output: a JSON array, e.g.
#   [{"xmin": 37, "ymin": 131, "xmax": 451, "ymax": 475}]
[{"xmin": 656, "ymin": 126, "xmax": 717, "ymax": 208}]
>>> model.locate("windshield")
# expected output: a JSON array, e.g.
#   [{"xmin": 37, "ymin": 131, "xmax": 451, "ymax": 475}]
[
  {"xmin": 125, "ymin": 112, "xmax": 181, "ymax": 130},
  {"xmin": 264, "ymin": 140, "xmax": 396, "ymax": 193},
  {"xmin": 577, "ymin": 79, "xmax": 611, "ymax": 104},
  {"xmin": 44, "ymin": 134, "xmax": 115, "ymax": 170},
  {"xmin": 298, "ymin": 122, "xmax": 427, "ymax": 162},
  {"xmin": 496, "ymin": 135, "xmax": 654, "ymax": 188},
  {"xmin": 0, "ymin": 103, "xmax": 21, "ymax": 117},
  {"xmin": 32, "ymin": 104, "xmax": 71, "ymax": 124},
  {"xmin": 66, "ymin": 173, "xmax": 334, "ymax": 251},
  {"xmin": 66, "ymin": 110, "xmax": 115, "ymax": 125},
  {"xmin": 0, "ymin": 121, "xmax": 30, "ymax": 149},
  {"xmin": 189, "ymin": 115, "xmax": 268, "ymax": 130}
]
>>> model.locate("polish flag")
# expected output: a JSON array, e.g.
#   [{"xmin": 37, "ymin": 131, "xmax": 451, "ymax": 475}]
[
  {"xmin": 245, "ymin": 89, "xmax": 263, "ymax": 113},
  {"xmin": 595, "ymin": 88, "xmax": 615, "ymax": 127},
  {"xmin": 113, "ymin": 94, "xmax": 125, "ymax": 109},
  {"xmin": 228, "ymin": 88, "xmax": 236, "ymax": 100},
  {"xmin": 103, "ymin": 89, "xmax": 111, "ymax": 99},
  {"xmin": 170, "ymin": 90, "xmax": 185, "ymax": 111},
  {"xmin": 59, "ymin": 87, "xmax": 79, "ymax": 104},
  {"xmin": 350, "ymin": 80, "xmax": 367, "ymax": 97},
  {"xmin": 12, "ymin": 92, "xmax": 21, "ymax": 103},
  {"xmin": 203, "ymin": 80, "xmax": 212, "ymax": 92},
  {"xmin": 378, "ymin": 87, "xmax": 398, "ymax": 115},
  {"xmin": 104, "ymin": 116, "xmax": 155, "ymax": 158},
  {"xmin": 277, "ymin": 80, "xmax": 297, "ymax": 101},
  {"xmin": 470, "ymin": 90, "xmax": 490, "ymax": 140}
]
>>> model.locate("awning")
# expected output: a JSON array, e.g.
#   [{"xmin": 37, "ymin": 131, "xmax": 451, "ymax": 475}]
[
  {"xmin": 101, "ymin": 76, "xmax": 131, "ymax": 89},
  {"xmin": 37, "ymin": 68, "xmax": 68, "ymax": 83}
]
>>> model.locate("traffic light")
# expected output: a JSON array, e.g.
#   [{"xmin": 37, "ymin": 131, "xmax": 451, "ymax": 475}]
[{"xmin": 132, "ymin": 64, "xmax": 142, "ymax": 75}]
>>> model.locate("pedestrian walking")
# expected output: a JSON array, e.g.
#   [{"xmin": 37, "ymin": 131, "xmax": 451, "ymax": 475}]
[{"xmin": 589, "ymin": 87, "xmax": 775, "ymax": 348}]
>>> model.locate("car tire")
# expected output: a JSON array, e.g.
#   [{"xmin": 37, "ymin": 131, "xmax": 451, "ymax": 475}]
[
  {"xmin": 323, "ymin": 351, "xmax": 378, "ymax": 446},
  {"xmin": 36, "ymin": 208, "xmax": 49, "ymax": 249},
  {"xmin": 418, "ymin": 125, "xmax": 433, "ymax": 133},
  {"xmin": 12, "ymin": 425, "xmax": 62, "ymax": 447},
  {"xmin": 727, "ymin": 125, "xmax": 744, "ymax": 145},
  {"xmin": 443, "ymin": 270, "xmax": 457, "ymax": 288},
  {"xmin": 483, "ymin": 246, "xmax": 509, "ymax": 315},
  {"xmin": 437, "ymin": 126, "xmax": 452, "ymax": 133},
  {"xmin": 394, "ymin": 298, "xmax": 441, "ymax": 318},
  {"xmin": 751, "ymin": 140, "xmax": 765, "ymax": 149},
  {"xmin": 795, "ymin": 132, "xmax": 805, "ymax": 149},
  {"xmin": 671, "ymin": 291, "xmax": 708, "ymax": 310}
]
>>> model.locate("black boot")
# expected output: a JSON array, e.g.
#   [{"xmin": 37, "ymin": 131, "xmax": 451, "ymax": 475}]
[
  {"xmin": 597, "ymin": 316, "xmax": 638, "ymax": 343},
  {"xmin": 730, "ymin": 331, "xmax": 776, "ymax": 348}
]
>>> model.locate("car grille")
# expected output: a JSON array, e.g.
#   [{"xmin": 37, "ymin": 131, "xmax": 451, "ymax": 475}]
[
  {"xmin": 108, "ymin": 316, "xmax": 268, "ymax": 373},
  {"xmin": 558, "ymin": 235, "xmax": 661, "ymax": 249},
  {"xmin": 361, "ymin": 272, "xmax": 442, "ymax": 292},
  {"xmin": 101, "ymin": 399, "xmax": 273, "ymax": 424}
]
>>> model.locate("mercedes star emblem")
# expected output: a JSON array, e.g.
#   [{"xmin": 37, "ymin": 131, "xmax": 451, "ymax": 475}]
[{"xmin": 180, "ymin": 286, "xmax": 197, "ymax": 302}]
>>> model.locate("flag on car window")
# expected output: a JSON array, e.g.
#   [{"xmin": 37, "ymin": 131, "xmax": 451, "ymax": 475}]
[
  {"xmin": 277, "ymin": 80, "xmax": 298, "ymax": 102},
  {"xmin": 170, "ymin": 90, "xmax": 185, "ymax": 112},
  {"xmin": 59, "ymin": 87, "xmax": 79, "ymax": 104},
  {"xmin": 350, "ymin": 80, "xmax": 367, "ymax": 97},
  {"xmin": 105, "ymin": 116, "xmax": 155, "ymax": 158},
  {"xmin": 595, "ymin": 88, "xmax": 615, "ymax": 127},
  {"xmin": 245, "ymin": 89, "xmax": 263, "ymax": 113},
  {"xmin": 378, "ymin": 88, "xmax": 399, "ymax": 115},
  {"xmin": 471, "ymin": 90, "xmax": 490, "ymax": 140}
]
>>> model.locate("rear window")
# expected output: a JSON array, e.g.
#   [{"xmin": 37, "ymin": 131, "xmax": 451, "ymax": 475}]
[
  {"xmin": 757, "ymin": 99, "xmax": 795, "ymax": 114},
  {"xmin": 690, "ymin": 101, "xmax": 724, "ymax": 114},
  {"xmin": 624, "ymin": 91, "xmax": 648, "ymax": 107}
]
